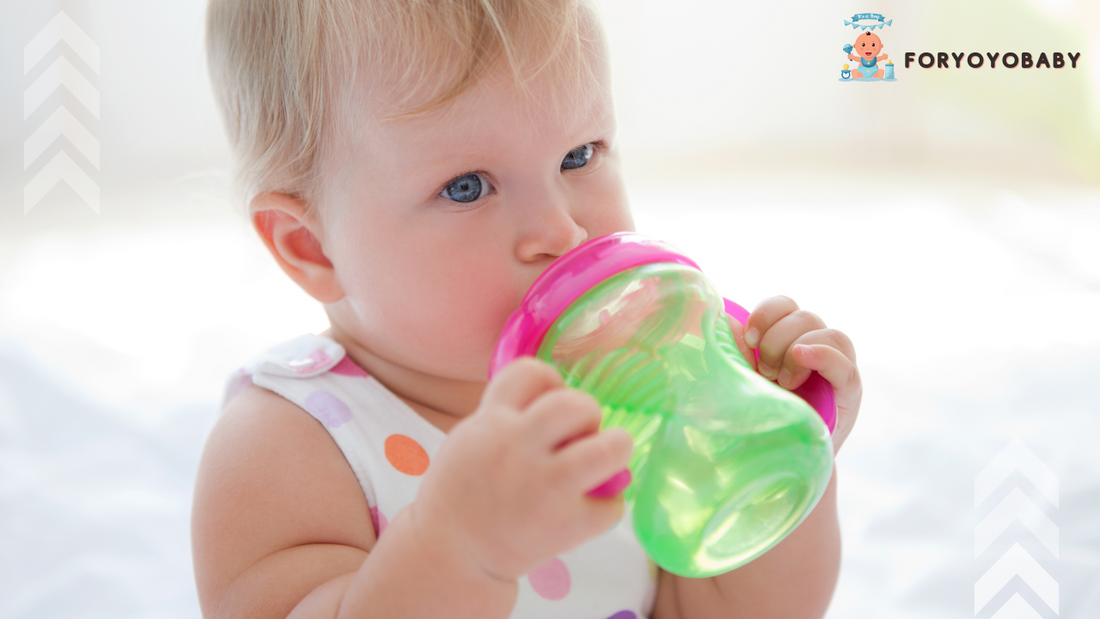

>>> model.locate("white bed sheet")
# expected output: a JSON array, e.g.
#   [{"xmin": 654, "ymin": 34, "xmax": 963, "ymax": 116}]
[{"xmin": 2, "ymin": 188, "xmax": 1098, "ymax": 618}]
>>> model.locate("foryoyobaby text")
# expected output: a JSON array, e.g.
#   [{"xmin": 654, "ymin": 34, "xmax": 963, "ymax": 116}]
[{"xmin": 904, "ymin": 51, "xmax": 1081, "ymax": 69}]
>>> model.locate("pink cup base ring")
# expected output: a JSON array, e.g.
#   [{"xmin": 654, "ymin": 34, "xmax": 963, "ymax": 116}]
[{"xmin": 586, "ymin": 468, "xmax": 633, "ymax": 498}]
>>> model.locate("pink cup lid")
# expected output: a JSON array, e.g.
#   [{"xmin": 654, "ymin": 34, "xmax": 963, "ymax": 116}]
[{"xmin": 489, "ymin": 232, "xmax": 700, "ymax": 378}]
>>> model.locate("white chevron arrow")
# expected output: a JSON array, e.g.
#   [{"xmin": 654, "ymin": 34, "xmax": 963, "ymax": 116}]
[
  {"xmin": 24, "ymin": 151, "xmax": 100, "ymax": 214},
  {"xmin": 990, "ymin": 593, "xmax": 1044, "ymax": 619},
  {"xmin": 975, "ymin": 438, "xmax": 1058, "ymax": 508},
  {"xmin": 24, "ymin": 11, "xmax": 100, "ymax": 74},
  {"xmin": 24, "ymin": 107, "xmax": 100, "ymax": 170},
  {"xmin": 974, "ymin": 543, "xmax": 1058, "ymax": 614},
  {"xmin": 24, "ymin": 55, "xmax": 100, "ymax": 120},
  {"xmin": 975, "ymin": 487, "xmax": 1058, "ymax": 558}
]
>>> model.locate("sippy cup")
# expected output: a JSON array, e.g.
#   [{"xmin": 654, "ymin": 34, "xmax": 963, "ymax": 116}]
[{"xmin": 490, "ymin": 233, "xmax": 836, "ymax": 578}]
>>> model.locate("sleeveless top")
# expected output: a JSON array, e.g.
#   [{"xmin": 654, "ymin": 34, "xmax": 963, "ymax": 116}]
[{"xmin": 221, "ymin": 333, "xmax": 658, "ymax": 619}]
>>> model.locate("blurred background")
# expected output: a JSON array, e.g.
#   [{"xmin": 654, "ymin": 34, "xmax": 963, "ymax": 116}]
[{"xmin": 1, "ymin": 0, "xmax": 1098, "ymax": 617}]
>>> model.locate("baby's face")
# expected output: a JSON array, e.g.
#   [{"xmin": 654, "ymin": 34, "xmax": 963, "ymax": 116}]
[
  {"xmin": 856, "ymin": 33, "xmax": 882, "ymax": 57},
  {"xmin": 319, "ymin": 53, "xmax": 633, "ymax": 384}
]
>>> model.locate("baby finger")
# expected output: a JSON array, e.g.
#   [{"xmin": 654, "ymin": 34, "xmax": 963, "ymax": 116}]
[{"xmin": 552, "ymin": 428, "xmax": 634, "ymax": 496}]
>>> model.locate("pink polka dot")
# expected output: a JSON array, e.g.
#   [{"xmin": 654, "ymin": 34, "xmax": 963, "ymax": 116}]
[
  {"xmin": 606, "ymin": 612, "xmax": 636, "ymax": 619},
  {"xmin": 370, "ymin": 506, "xmax": 388, "ymax": 537},
  {"xmin": 528, "ymin": 557, "xmax": 571, "ymax": 600},
  {"xmin": 292, "ymin": 349, "xmax": 332, "ymax": 374},
  {"xmin": 330, "ymin": 355, "xmax": 370, "ymax": 377},
  {"xmin": 304, "ymin": 390, "xmax": 352, "ymax": 428}
]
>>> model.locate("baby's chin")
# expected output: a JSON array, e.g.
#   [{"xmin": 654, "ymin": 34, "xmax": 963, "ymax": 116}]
[
  {"xmin": 402, "ymin": 337, "xmax": 497, "ymax": 383},
  {"xmin": 428, "ymin": 357, "xmax": 494, "ymax": 384}
]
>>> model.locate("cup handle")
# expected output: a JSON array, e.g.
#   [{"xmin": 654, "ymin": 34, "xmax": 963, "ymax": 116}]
[
  {"xmin": 559, "ymin": 433, "xmax": 633, "ymax": 497},
  {"xmin": 586, "ymin": 468, "xmax": 633, "ymax": 498},
  {"xmin": 722, "ymin": 298, "xmax": 837, "ymax": 434}
]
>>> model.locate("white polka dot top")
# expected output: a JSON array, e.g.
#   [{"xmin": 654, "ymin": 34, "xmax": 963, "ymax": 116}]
[{"xmin": 222, "ymin": 333, "xmax": 658, "ymax": 619}]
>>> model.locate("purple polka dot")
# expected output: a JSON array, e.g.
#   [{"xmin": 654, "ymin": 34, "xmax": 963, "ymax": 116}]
[
  {"xmin": 370, "ymin": 506, "xmax": 388, "ymax": 537},
  {"xmin": 225, "ymin": 370, "xmax": 252, "ymax": 401},
  {"xmin": 304, "ymin": 390, "xmax": 352, "ymax": 428},
  {"xmin": 330, "ymin": 355, "xmax": 370, "ymax": 377},
  {"xmin": 528, "ymin": 557, "xmax": 571, "ymax": 600},
  {"xmin": 606, "ymin": 612, "xmax": 636, "ymax": 619}
]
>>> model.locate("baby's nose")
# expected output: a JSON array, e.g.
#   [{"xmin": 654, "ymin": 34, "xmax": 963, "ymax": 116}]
[{"xmin": 514, "ymin": 203, "xmax": 587, "ymax": 262}]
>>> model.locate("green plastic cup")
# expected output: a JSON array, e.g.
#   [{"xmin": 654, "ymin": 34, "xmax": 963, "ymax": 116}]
[{"xmin": 491, "ymin": 233, "xmax": 835, "ymax": 577}]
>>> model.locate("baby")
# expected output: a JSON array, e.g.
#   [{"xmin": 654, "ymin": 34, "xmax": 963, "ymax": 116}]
[
  {"xmin": 848, "ymin": 31, "xmax": 889, "ymax": 79},
  {"xmin": 192, "ymin": 1, "xmax": 863, "ymax": 618}
]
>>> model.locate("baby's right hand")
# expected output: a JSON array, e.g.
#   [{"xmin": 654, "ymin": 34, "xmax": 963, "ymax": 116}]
[{"xmin": 410, "ymin": 357, "xmax": 634, "ymax": 583}]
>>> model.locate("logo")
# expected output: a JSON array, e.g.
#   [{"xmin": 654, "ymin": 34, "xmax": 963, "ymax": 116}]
[
  {"xmin": 839, "ymin": 14, "xmax": 896, "ymax": 82},
  {"xmin": 835, "ymin": 11, "xmax": 1084, "ymax": 77}
]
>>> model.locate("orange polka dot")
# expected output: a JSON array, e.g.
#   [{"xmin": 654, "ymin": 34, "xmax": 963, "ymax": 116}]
[{"xmin": 384, "ymin": 434, "xmax": 430, "ymax": 476}]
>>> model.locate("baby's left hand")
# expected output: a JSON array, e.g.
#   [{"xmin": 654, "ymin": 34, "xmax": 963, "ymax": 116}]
[{"xmin": 727, "ymin": 295, "xmax": 861, "ymax": 454}]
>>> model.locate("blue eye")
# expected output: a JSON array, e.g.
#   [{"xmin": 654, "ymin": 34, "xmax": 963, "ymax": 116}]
[
  {"xmin": 441, "ymin": 172, "xmax": 489, "ymax": 203},
  {"xmin": 561, "ymin": 143, "xmax": 594, "ymax": 170}
]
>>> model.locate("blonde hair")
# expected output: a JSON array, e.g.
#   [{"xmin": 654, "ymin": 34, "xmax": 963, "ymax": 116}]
[{"xmin": 205, "ymin": 0, "xmax": 605, "ymax": 217}]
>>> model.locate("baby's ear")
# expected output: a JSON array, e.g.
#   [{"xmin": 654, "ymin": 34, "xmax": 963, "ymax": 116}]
[{"xmin": 249, "ymin": 191, "xmax": 345, "ymax": 304}]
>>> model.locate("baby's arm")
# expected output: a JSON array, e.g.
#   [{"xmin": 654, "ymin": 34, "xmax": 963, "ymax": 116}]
[
  {"xmin": 192, "ymin": 358, "xmax": 633, "ymax": 619},
  {"xmin": 191, "ymin": 384, "xmax": 516, "ymax": 618}
]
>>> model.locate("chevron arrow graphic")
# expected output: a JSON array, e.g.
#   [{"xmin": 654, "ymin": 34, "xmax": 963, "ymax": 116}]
[
  {"xmin": 24, "ymin": 55, "xmax": 100, "ymax": 120},
  {"xmin": 24, "ymin": 151, "xmax": 100, "ymax": 214},
  {"xmin": 990, "ymin": 593, "xmax": 1044, "ymax": 619},
  {"xmin": 25, "ymin": 106, "xmax": 100, "ymax": 169},
  {"xmin": 24, "ymin": 11, "xmax": 100, "ymax": 74},
  {"xmin": 24, "ymin": 11, "xmax": 100, "ymax": 216},
  {"xmin": 975, "ymin": 487, "xmax": 1058, "ymax": 558},
  {"xmin": 974, "ymin": 438, "xmax": 1060, "ymax": 617},
  {"xmin": 974, "ymin": 543, "xmax": 1058, "ymax": 614},
  {"xmin": 975, "ymin": 438, "xmax": 1058, "ymax": 508}
]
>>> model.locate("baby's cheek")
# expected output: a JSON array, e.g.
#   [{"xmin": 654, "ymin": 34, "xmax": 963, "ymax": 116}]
[
  {"xmin": 402, "ymin": 264, "xmax": 520, "ymax": 373},
  {"xmin": 445, "ymin": 269, "xmax": 520, "ymax": 338},
  {"xmin": 332, "ymin": 212, "xmax": 522, "ymax": 376}
]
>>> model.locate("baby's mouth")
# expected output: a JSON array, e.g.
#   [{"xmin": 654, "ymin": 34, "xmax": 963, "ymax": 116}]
[{"xmin": 865, "ymin": 51, "xmax": 873, "ymax": 56}]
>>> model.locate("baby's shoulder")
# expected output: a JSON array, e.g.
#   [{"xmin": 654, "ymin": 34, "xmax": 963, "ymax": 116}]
[
  {"xmin": 201, "ymin": 382, "xmax": 373, "ymax": 527},
  {"xmin": 212, "ymin": 382, "xmax": 365, "ymax": 486}
]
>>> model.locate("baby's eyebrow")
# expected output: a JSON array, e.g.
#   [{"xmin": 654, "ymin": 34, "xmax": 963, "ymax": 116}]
[{"xmin": 542, "ymin": 87, "xmax": 616, "ymax": 146}]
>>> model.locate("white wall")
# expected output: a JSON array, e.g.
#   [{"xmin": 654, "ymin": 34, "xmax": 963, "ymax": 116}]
[{"xmin": 1, "ymin": 0, "xmax": 1098, "ymax": 235}]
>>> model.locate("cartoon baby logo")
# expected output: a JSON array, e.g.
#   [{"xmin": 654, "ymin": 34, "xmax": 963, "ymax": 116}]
[{"xmin": 839, "ymin": 13, "xmax": 896, "ymax": 82}]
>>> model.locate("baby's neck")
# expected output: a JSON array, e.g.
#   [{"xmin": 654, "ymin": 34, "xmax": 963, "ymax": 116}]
[{"xmin": 322, "ymin": 324, "xmax": 485, "ymax": 434}]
